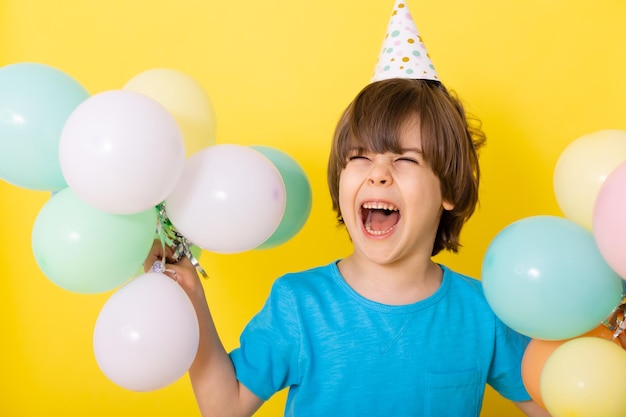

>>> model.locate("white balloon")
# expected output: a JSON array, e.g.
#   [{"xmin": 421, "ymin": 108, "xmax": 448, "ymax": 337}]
[
  {"xmin": 59, "ymin": 90, "xmax": 185, "ymax": 214},
  {"xmin": 165, "ymin": 144, "xmax": 286, "ymax": 253},
  {"xmin": 93, "ymin": 273, "xmax": 199, "ymax": 392}
]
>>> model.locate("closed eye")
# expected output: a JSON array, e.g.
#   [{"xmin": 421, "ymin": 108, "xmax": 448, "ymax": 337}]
[
  {"xmin": 348, "ymin": 155, "xmax": 371, "ymax": 162},
  {"xmin": 395, "ymin": 157, "xmax": 419, "ymax": 164}
]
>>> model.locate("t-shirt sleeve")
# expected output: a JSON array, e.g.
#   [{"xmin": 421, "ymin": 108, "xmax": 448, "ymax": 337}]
[
  {"xmin": 229, "ymin": 278, "xmax": 302, "ymax": 401},
  {"xmin": 487, "ymin": 318, "xmax": 531, "ymax": 402}
]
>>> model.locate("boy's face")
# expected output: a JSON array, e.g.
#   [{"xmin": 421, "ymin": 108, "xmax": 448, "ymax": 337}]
[{"xmin": 338, "ymin": 117, "xmax": 454, "ymax": 265}]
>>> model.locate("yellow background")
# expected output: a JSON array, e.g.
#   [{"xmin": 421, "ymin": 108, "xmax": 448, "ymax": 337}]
[{"xmin": 1, "ymin": 0, "xmax": 625, "ymax": 416}]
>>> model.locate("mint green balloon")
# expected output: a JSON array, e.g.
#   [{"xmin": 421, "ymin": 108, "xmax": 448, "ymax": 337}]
[
  {"xmin": 0, "ymin": 62, "xmax": 90, "ymax": 190},
  {"xmin": 252, "ymin": 146, "xmax": 312, "ymax": 249},
  {"xmin": 482, "ymin": 215, "xmax": 623, "ymax": 340},
  {"xmin": 32, "ymin": 189, "xmax": 157, "ymax": 293}
]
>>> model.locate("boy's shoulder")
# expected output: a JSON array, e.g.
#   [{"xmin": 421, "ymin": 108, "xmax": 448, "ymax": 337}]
[
  {"xmin": 440, "ymin": 264, "xmax": 490, "ymax": 305},
  {"xmin": 277, "ymin": 261, "xmax": 335, "ymax": 279},
  {"xmin": 273, "ymin": 261, "xmax": 339, "ymax": 290},
  {"xmin": 441, "ymin": 264, "xmax": 482, "ymax": 288}
]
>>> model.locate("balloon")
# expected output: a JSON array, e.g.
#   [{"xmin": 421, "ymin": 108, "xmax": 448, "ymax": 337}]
[
  {"xmin": 593, "ymin": 161, "xmax": 626, "ymax": 279},
  {"xmin": 93, "ymin": 273, "xmax": 199, "ymax": 391},
  {"xmin": 251, "ymin": 146, "xmax": 312, "ymax": 249},
  {"xmin": 123, "ymin": 68, "xmax": 216, "ymax": 157},
  {"xmin": 541, "ymin": 337, "xmax": 626, "ymax": 417},
  {"xmin": 165, "ymin": 144, "xmax": 286, "ymax": 254},
  {"xmin": 32, "ymin": 188, "xmax": 157, "ymax": 293},
  {"xmin": 521, "ymin": 339, "xmax": 563, "ymax": 409},
  {"xmin": 521, "ymin": 325, "xmax": 619, "ymax": 409},
  {"xmin": 553, "ymin": 129, "xmax": 626, "ymax": 230},
  {"xmin": 0, "ymin": 62, "xmax": 89, "ymax": 190},
  {"xmin": 482, "ymin": 215, "xmax": 623, "ymax": 340},
  {"xmin": 59, "ymin": 89, "xmax": 185, "ymax": 215},
  {"xmin": 584, "ymin": 323, "xmax": 624, "ymax": 347}
]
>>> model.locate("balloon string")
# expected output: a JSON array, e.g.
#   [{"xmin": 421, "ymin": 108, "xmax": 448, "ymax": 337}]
[
  {"xmin": 602, "ymin": 296, "xmax": 626, "ymax": 341},
  {"xmin": 155, "ymin": 203, "xmax": 209, "ymax": 279}
]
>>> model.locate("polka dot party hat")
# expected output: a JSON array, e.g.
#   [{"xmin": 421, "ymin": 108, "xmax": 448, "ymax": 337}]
[{"xmin": 371, "ymin": 0, "xmax": 439, "ymax": 82}]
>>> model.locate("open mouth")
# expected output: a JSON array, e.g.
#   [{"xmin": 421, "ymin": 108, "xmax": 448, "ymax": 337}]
[{"xmin": 361, "ymin": 202, "xmax": 400, "ymax": 236}]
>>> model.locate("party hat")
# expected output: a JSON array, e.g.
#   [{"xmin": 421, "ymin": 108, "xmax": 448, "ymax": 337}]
[{"xmin": 371, "ymin": 0, "xmax": 439, "ymax": 82}]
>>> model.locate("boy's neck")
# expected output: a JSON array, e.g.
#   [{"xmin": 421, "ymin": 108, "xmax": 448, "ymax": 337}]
[{"xmin": 337, "ymin": 255, "xmax": 443, "ymax": 306}]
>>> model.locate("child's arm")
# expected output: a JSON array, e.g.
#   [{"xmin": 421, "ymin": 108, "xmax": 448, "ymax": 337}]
[
  {"xmin": 144, "ymin": 241, "xmax": 264, "ymax": 417},
  {"xmin": 514, "ymin": 400, "xmax": 552, "ymax": 417}
]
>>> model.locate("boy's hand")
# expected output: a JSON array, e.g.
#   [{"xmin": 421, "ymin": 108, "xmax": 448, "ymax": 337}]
[{"xmin": 143, "ymin": 240, "xmax": 205, "ymax": 301}]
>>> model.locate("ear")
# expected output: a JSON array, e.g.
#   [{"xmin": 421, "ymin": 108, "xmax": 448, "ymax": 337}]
[{"xmin": 442, "ymin": 200, "xmax": 455, "ymax": 211}]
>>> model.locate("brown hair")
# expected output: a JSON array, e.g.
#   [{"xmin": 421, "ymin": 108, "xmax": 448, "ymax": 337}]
[{"xmin": 327, "ymin": 78, "xmax": 486, "ymax": 256}]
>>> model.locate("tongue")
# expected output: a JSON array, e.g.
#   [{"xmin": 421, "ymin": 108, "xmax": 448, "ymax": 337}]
[{"xmin": 368, "ymin": 209, "xmax": 399, "ymax": 231}]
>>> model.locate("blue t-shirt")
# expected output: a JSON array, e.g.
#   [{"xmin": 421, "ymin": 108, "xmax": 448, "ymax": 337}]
[{"xmin": 230, "ymin": 262, "xmax": 530, "ymax": 416}]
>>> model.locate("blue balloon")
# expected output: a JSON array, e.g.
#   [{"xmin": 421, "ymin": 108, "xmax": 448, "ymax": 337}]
[
  {"xmin": 482, "ymin": 215, "xmax": 623, "ymax": 340},
  {"xmin": 0, "ymin": 62, "xmax": 90, "ymax": 190}
]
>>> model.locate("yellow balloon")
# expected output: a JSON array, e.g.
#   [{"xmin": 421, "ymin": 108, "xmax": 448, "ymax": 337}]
[
  {"xmin": 123, "ymin": 68, "xmax": 216, "ymax": 157},
  {"xmin": 553, "ymin": 129, "xmax": 626, "ymax": 230},
  {"xmin": 540, "ymin": 337, "xmax": 626, "ymax": 417}
]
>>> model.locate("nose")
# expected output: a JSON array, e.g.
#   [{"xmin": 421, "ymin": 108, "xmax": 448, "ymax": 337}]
[{"xmin": 367, "ymin": 162, "xmax": 392, "ymax": 186}]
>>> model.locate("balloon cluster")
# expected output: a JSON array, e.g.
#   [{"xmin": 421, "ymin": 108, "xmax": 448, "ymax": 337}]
[
  {"xmin": 481, "ymin": 130, "xmax": 626, "ymax": 417},
  {"xmin": 0, "ymin": 63, "xmax": 312, "ymax": 391}
]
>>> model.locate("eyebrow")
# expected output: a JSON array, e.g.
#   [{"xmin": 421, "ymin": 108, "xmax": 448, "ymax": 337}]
[
  {"xmin": 346, "ymin": 146, "xmax": 423, "ymax": 155},
  {"xmin": 399, "ymin": 147, "xmax": 423, "ymax": 154}
]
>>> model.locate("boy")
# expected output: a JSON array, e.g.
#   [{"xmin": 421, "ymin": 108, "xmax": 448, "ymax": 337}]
[
  {"xmin": 145, "ymin": 2, "xmax": 551, "ymax": 416},
  {"xmin": 145, "ymin": 77, "xmax": 549, "ymax": 416}
]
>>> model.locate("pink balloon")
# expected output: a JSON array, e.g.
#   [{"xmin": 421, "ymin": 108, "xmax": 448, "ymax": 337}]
[{"xmin": 593, "ymin": 161, "xmax": 626, "ymax": 279}]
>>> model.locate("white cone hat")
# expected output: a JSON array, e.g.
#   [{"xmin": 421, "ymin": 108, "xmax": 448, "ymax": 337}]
[{"xmin": 371, "ymin": 0, "xmax": 439, "ymax": 82}]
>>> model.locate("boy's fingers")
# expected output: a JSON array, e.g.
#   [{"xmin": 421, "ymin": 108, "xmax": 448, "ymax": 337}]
[{"xmin": 143, "ymin": 240, "xmax": 172, "ymax": 272}]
